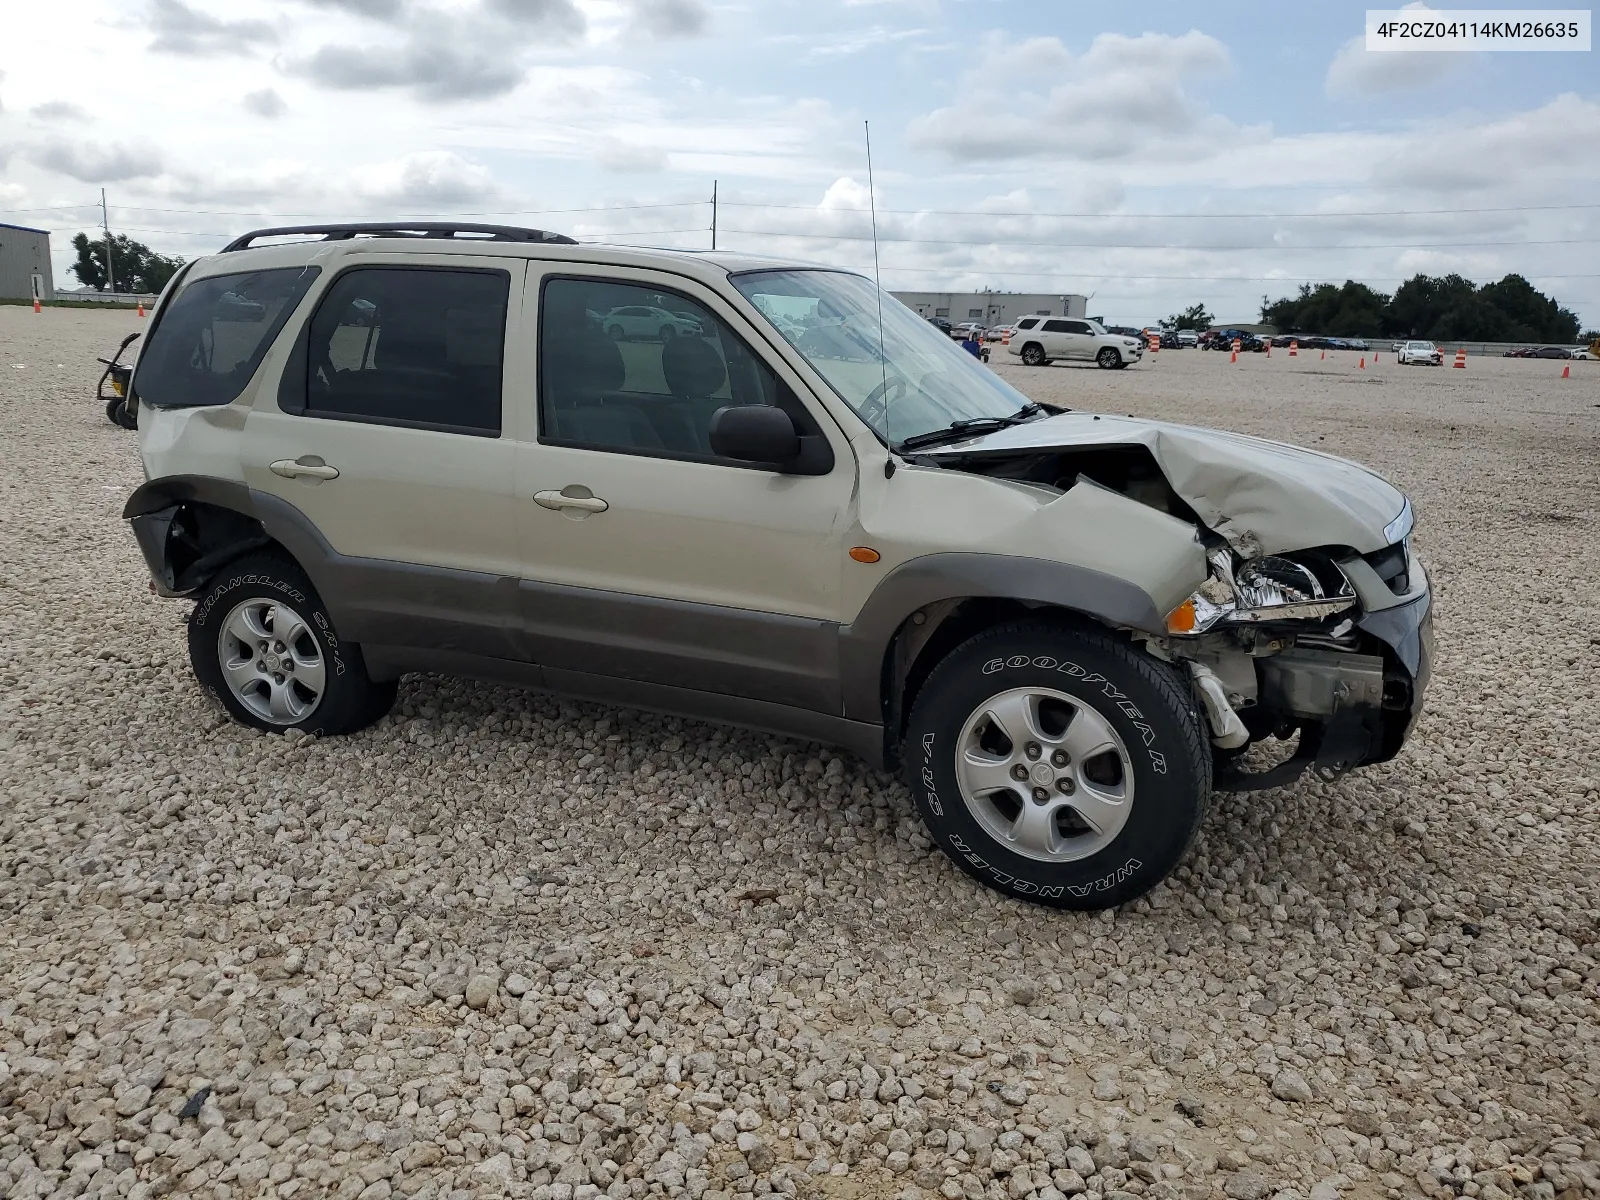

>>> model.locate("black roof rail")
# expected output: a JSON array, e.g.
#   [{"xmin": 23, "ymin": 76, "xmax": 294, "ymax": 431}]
[{"xmin": 221, "ymin": 222, "xmax": 578, "ymax": 252}]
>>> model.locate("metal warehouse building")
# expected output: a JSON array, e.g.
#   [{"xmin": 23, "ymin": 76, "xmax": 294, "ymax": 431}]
[
  {"xmin": 892, "ymin": 290, "xmax": 1087, "ymax": 326},
  {"xmin": 0, "ymin": 223, "xmax": 54, "ymax": 303}
]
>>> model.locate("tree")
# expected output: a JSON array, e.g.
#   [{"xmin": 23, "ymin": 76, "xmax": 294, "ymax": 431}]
[
  {"xmin": 1261, "ymin": 281, "xmax": 1388, "ymax": 337},
  {"xmin": 70, "ymin": 232, "xmax": 185, "ymax": 294},
  {"xmin": 1161, "ymin": 303, "xmax": 1213, "ymax": 331}
]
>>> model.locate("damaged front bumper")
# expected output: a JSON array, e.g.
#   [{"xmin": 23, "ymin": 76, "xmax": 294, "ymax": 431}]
[{"xmin": 1214, "ymin": 564, "xmax": 1433, "ymax": 791}]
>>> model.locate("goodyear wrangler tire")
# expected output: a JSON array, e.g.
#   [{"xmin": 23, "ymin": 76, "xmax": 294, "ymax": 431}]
[
  {"xmin": 904, "ymin": 621, "xmax": 1210, "ymax": 910},
  {"xmin": 187, "ymin": 554, "xmax": 396, "ymax": 736}
]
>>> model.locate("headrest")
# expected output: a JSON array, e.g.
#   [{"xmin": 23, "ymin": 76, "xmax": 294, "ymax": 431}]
[
  {"xmin": 545, "ymin": 328, "xmax": 625, "ymax": 394},
  {"xmin": 661, "ymin": 336, "xmax": 727, "ymax": 400}
]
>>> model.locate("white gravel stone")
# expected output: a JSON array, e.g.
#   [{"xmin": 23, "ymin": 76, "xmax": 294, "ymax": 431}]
[{"xmin": 1, "ymin": 311, "xmax": 1597, "ymax": 1200}]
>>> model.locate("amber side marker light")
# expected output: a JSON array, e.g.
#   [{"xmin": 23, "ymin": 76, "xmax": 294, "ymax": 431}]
[
  {"xmin": 1166, "ymin": 599, "xmax": 1198, "ymax": 634},
  {"xmin": 849, "ymin": 546, "xmax": 881, "ymax": 563}
]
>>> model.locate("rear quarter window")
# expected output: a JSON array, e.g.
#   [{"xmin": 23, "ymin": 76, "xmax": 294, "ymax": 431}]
[
  {"xmin": 134, "ymin": 267, "xmax": 320, "ymax": 408},
  {"xmin": 1016, "ymin": 317, "xmax": 1040, "ymax": 329}
]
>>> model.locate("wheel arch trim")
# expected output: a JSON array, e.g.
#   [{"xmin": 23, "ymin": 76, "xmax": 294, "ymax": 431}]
[{"xmin": 838, "ymin": 552, "xmax": 1166, "ymax": 725}]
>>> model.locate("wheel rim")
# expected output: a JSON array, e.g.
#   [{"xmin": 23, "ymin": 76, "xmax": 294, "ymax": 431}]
[
  {"xmin": 216, "ymin": 598, "xmax": 327, "ymax": 725},
  {"xmin": 1098, "ymin": 349, "xmax": 1117, "ymax": 367},
  {"xmin": 1023, "ymin": 345, "xmax": 1043, "ymax": 364},
  {"xmin": 954, "ymin": 686, "xmax": 1135, "ymax": 863}
]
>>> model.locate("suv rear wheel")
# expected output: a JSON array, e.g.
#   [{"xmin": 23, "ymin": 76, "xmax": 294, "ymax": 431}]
[
  {"xmin": 188, "ymin": 554, "xmax": 396, "ymax": 736},
  {"xmin": 1020, "ymin": 343, "xmax": 1048, "ymax": 366},
  {"xmin": 904, "ymin": 621, "xmax": 1210, "ymax": 909},
  {"xmin": 1096, "ymin": 347, "xmax": 1122, "ymax": 369}
]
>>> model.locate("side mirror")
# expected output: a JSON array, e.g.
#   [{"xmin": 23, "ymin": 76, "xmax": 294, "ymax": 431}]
[{"xmin": 709, "ymin": 404, "xmax": 801, "ymax": 465}]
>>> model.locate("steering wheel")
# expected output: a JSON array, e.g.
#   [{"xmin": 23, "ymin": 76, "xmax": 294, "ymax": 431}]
[{"xmin": 858, "ymin": 373, "xmax": 908, "ymax": 433}]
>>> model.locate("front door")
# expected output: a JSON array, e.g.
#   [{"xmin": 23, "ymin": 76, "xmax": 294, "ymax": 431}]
[
  {"xmin": 243, "ymin": 258, "xmax": 525, "ymax": 658},
  {"xmin": 511, "ymin": 267, "xmax": 857, "ymax": 713}
]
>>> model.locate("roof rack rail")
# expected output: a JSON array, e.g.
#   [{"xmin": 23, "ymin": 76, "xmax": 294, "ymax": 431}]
[{"xmin": 221, "ymin": 222, "xmax": 578, "ymax": 252}]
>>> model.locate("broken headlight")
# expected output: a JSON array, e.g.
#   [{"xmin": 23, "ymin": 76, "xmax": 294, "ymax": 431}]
[{"xmin": 1167, "ymin": 549, "xmax": 1356, "ymax": 635}]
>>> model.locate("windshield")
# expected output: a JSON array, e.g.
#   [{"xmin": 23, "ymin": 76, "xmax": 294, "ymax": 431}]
[{"xmin": 731, "ymin": 269, "xmax": 1034, "ymax": 444}]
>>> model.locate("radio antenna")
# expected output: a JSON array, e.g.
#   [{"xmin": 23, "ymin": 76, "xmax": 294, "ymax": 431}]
[{"xmin": 864, "ymin": 120, "xmax": 893, "ymax": 467}]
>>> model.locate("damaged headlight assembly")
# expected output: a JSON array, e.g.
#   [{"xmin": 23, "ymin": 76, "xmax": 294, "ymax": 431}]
[{"xmin": 1166, "ymin": 548, "xmax": 1356, "ymax": 635}]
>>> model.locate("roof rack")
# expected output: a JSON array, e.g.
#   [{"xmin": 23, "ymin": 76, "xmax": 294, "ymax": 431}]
[{"xmin": 221, "ymin": 222, "xmax": 578, "ymax": 253}]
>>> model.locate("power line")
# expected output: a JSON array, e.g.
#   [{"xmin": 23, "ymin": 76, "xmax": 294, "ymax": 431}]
[
  {"xmin": 722, "ymin": 200, "xmax": 1600, "ymax": 219},
  {"xmin": 715, "ymin": 227, "xmax": 1598, "ymax": 251}
]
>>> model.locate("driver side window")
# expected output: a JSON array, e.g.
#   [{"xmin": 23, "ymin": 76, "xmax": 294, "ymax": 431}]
[{"xmin": 538, "ymin": 276, "xmax": 815, "ymax": 460}]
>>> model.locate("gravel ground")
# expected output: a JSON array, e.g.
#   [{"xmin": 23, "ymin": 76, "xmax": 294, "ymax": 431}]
[{"xmin": 2, "ymin": 308, "xmax": 1597, "ymax": 1200}]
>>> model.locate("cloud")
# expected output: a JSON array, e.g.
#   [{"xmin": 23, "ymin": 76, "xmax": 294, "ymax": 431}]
[
  {"xmin": 294, "ymin": 39, "xmax": 526, "ymax": 100},
  {"xmin": 289, "ymin": 1, "xmax": 584, "ymax": 101},
  {"xmin": 908, "ymin": 31, "xmax": 1238, "ymax": 162},
  {"xmin": 483, "ymin": 0, "xmax": 586, "ymax": 36},
  {"xmin": 807, "ymin": 25, "xmax": 927, "ymax": 58},
  {"xmin": 242, "ymin": 88, "xmax": 287, "ymax": 118},
  {"xmin": 595, "ymin": 137, "xmax": 670, "ymax": 172},
  {"xmin": 144, "ymin": 0, "xmax": 277, "ymax": 56},
  {"xmin": 26, "ymin": 140, "xmax": 165, "ymax": 182},
  {"xmin": 622, "ymin": 0, "xmax": 709, "ymax": 40},
  {"xmin": 1325, "ymin": 36, "xmax": 1467, "ymax": 96},
  {"xmin": 301, "ymin": 0, "xmax": 409, "ymax": 19},
  {"xmin": 350, "ymin": 150, "xmax": 500, "ymax": 208},
  {"xmin": 30, "ymin": 101, "xmax": 90, "ymax": 121},
  {"xmin": 1371, "ymin": 93, "xmax": 1600, "ymax": 192}
]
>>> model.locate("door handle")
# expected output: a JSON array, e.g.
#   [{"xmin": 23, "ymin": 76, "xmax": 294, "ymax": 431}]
[
  {"xmin": 534, "ymin": 488, "xmax": 608, "ymax": 513},
  {"xmin": 270, "ymin": 457, "xmax": 339, "ymax": 480}
]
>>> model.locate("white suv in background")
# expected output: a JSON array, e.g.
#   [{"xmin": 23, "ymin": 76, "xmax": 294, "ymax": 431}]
[{"xmin": 1007, "ymin": 317, "xmax": 1144, "ymax": 369}]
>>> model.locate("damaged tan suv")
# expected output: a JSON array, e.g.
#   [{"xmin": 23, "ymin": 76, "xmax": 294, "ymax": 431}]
[{"xmin": 123, "ymin": 223, "xmax": 1432, "ymax": 909}]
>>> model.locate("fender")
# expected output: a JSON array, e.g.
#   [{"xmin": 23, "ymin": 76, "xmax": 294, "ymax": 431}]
[{"xmin": 836, "ymin": 552, "xmax": 1166, "ymax": 724}]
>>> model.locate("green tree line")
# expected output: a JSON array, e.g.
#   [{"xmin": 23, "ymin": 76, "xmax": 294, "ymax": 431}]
[
  {"xmin": 1261, "ymin": 273, "xmax": 1581, "ymax": 343},
  {"xmin": 69, "ymin": 233, "xmax": 185, "ymax": 295}
]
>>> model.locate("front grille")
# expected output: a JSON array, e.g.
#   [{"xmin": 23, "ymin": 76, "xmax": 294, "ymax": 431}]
[{"xmin": 1364, "ymin": 541, "xmax": 1410, "ymax": 595}]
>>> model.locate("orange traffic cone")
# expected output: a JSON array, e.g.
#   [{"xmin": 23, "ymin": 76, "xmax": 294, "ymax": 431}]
[
  {"xmin": 1230, "ymin": 349, "xmax": 1238, "ymax": 363},
  {"xmin": 1265, "ymin": 342, "xmax": 1272, "ymax": 357},
  {"xmin": 1289, "ymin": 340, "xmax": 1298, "ymax": 356},
  {"xmin": 1359, "ymin": 357, "xmax": 1366, "ymax": 369},
  {"xmin": 137, "ymin": 301, "xmax": 145, "ymax": 318},
  {"xmin": 33, "ymin": 297, "xmax": 42, "ymax": 314},
  {"xmin": 1320, "ymin": 349, "xmax": 1325, "ymax": 360},
  {"xmin": 1453, "ymin": 349, "xmax": 1466, "ymax": 368},
  {"xmin": 1562, "ymin": 364, "xmax": 1571, "ymax": 379}
]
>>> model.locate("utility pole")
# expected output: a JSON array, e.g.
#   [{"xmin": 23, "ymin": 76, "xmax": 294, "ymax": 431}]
[
  {"xmin": 711, "ymin": 180, "xmax": 718, "ymax": 251},
  {"xmin": 101, "ymin": 188, "xmax": 115, "ymax": 294}
]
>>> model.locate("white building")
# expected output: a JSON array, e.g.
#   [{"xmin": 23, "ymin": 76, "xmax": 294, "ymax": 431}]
[{"xmin": 891, "ymin": 290, "xmax": 1087, "ymax": 326}]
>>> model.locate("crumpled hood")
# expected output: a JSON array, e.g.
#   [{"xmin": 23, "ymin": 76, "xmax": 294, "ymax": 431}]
[{"xmin": 924, "ymin": 413, "xmax": 1408, "ymax": 557}]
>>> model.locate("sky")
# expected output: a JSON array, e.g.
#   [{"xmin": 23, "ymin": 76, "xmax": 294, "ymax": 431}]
[{"xmin": 1, "ymin": 0, "xmax": 1596, "ymax": 327}]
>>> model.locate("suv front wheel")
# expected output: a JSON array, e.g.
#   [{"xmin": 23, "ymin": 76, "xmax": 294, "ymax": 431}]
[
  {"xmin": 188, "ymin": 554, "xmax": 396, "ymax": 736},
  {"xmin": 1020, "ymin": 343, "xmax": 1048, "ymax": 366},
  {"xmin": 904, "ymin": 621, "xmax": 1210, "ymax": 909},
  {"xmin": 1096, "ymin": 347, "xmax": 1122, "ymax": 369}
]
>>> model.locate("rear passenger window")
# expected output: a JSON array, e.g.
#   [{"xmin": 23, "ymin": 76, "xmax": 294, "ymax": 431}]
[
  {"xmin": 1042, "ymin": 320, "xmax": 1073, "ymax": 333},
  {"xmin": 1016, "ymin": 317, "xmax": 1040, "ymax": 330},
  {"xmin": 305, "ymin": 267, "xmax": 508, "ymax": 435},
  {"xmin": 539, "ymin": 277, "xmax": 811, "ymax": 460},
  {"xmin": 134, "ymin": 267, "xmax": 320, "ymax": 409}
]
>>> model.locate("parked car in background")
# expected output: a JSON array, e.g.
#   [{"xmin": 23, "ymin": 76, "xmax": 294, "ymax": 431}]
[
  {"xmin": 1159, "ymin": 331, "xmax": 1180, "ymax": 349},
  {"xmin": 984, "ymin": 325, "xmax": 1012, "ymax": 342},
  {"xmin": 1398, "ymin": 340, "xmax": 1443, "ymax": 366},
  {"xmin": 1346, "ymin": 338, "xmax": 1370, "ymax": 351},
  {"xmin": 1176, "ymin": 330, "xmax": 1198, "ymax": 347},
  {"xmin": 1531, "ymin": 346, "xmax": 1573, "ymax": 359},
  {"xmin": 603, "ymin": 304, "xmax": 703, "ymax": 341},
  {"xmin": 1571, "ymin": 346, "xmax": 1595, "ymax": 360},
  {"xmin": 952, "ymin": 322, "xmax": 987, "ymax": 341},
  {"xmin": 1502, "ymin": 347, "xmax": 1533, "ymax": 357},
  {"xmin": 927, "ymin": 316, "xmax": 953, "ymax": 336},
  {"xmin": 1007, "ymin": 316, "xmax": 1145, "ymax": 368}
]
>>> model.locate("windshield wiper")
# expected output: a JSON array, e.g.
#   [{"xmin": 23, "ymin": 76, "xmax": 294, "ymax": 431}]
[{"xmin": 895, "ymin": 402, "xmax": 1062, "ymax": 451}]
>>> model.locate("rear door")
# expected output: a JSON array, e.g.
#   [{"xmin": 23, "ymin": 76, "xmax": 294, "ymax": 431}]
[
  {"xmin": 242, "ymin": 257, "xmax": 526, "ymax": 658},
  {"xmin": 1043, "ymin": 319, "xmax": 1091, "ymax": 359}
]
